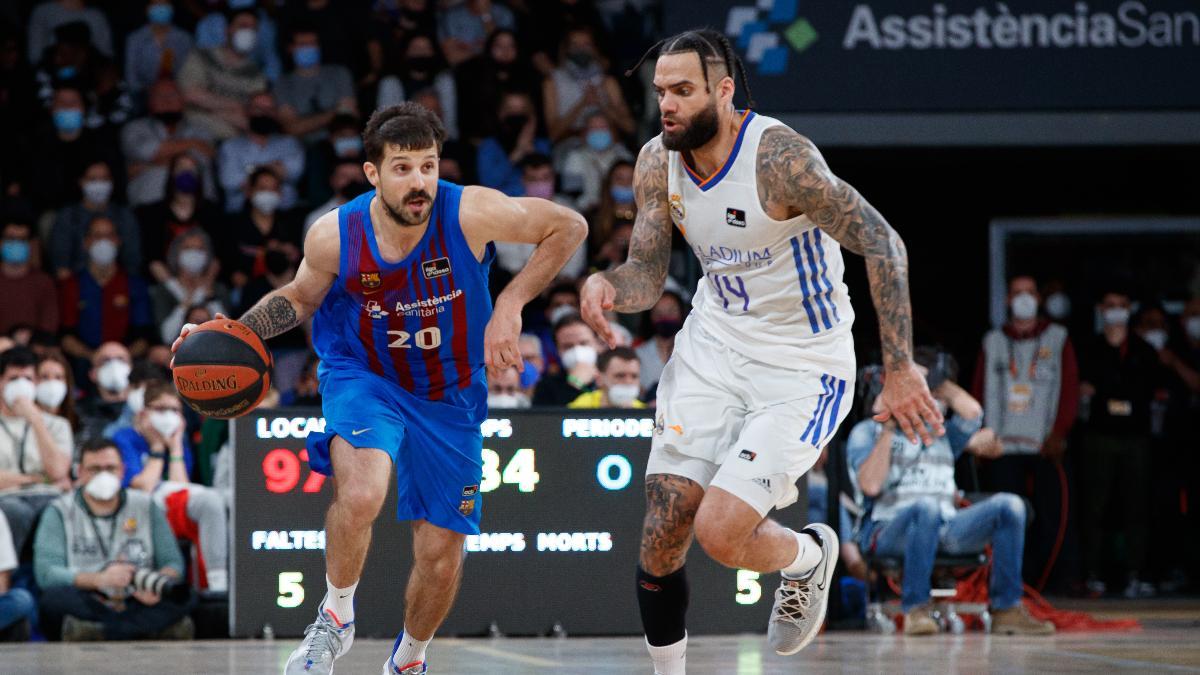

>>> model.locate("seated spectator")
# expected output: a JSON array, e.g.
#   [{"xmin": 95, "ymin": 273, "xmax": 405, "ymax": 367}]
[
  {"xmin": 59, "ymin": 216, "xmax": 154, "ymax": 363},
  {"xmin": 437, "ymin": 0, "xmax": 516, "ymax": 67},
  {"xmin": 276, "ymin": 23, "xmax": 358, "ymax": 144},
  {"xmin": 233, "ymin": 230, "xmax": 309, "ymax": 391},
  {"xmin": 0, "ymin": 215, "xmax": 59, "ymax": 336},
  {"xmin": 849, "ymin": 348, "xmax": 1053, "ymax": 636},
  {"xmin": 493, "ymin": 154, "xmax": 586, "ymax": 279},
  {"xmin": 635, "ymin": 291, "xmax": 685, "ymax": 392},
  {"xmin": 27, "ymin": 0, "xmax": 113, "ymax": 63},
  {"xmin": 518, "ymin": 333, "xmax": 544, "ymax": 394},
  {"xmin": 304, "ymin": 158, "xmax": 368, "ymax": 236},
  {"xmin": 123, "ymin": 0, "xmax": 194, "ymax": 94},
  {"xmin": 33, "ymin": 438, "xmax": 193, "ymax": 641},
  {"xmin": 178, "ymin": 7, "xmax": 267, "ymax": 140},
  {"xmin": 101, "ymin": 360, "xmax": 168, "ymax": 441},
  {"xmin": 456, "ymin": 28, "xmax": 541, "ymax": 143},
  {"xmin": 121, "ymin": 78, "xmax": 216, "ymax": 207},
  {"xmin": 112, "ymin": 381, "xmax": 228, "ymax": 592},
  {"xmin": 281, "ymin": 352, "xmax": 321, "ymax": 407},
  {"xmin": 50, "ymin": 159, "xmax": 141, "ymax": 278},
  {"xmin": 137, "ymin": 152, "xmax": 222, "ymax": 272},
  {"xmin": 806, "ymin": 446, "xmax": 867, "ymax": 581},
  {"xmin": 195, "ymin": 0, "xmax": 281, "ymax": 82},
  {"xmin": 277, "ymin": 0, "xmax": 364, "ymax": 71},
  {"xmin": 76, "ymin": 343, "xmax": 134, "ymax": 441},
  {"xmin": 217, "ymin": 91, "xmax": 304, "ymax": 212},
  {"xmin": 35, "ymin": 353, "xmax": 78, "ymax": 434},
  {"xmin": 533, "ymin": 313, "xmax": 601, "ymax": 406},
  {"xmin": 376, "ymin": 33, "xmax": 458, "ymax": 139},
  {"xmin": 221, "ymin": 166, "xmax": 303, "ymax": 291},
  {"xmin": 568, "ymin": 347, "xmax": 644, "ymax": 409},
  {"xmin": 589, "ymin": 159, "xmax": 635, "ymax": 249},
  {"xmin": 29, "ymin": 83, "xmax": 122, "ymax": 211},
  {"xmin": 0, "ymin": 510, "xmax": 36, "ymax": 641},
  {"xmin": 560, "ymin": 113, "xmax": 633, "ymax": 213},
  {"xmin": 303, "ymin": 113, "xmax": 364, "ymax": 207},
  {"xmin": 33, "ymin": 20, "xmax": 102, "ymax": 109},
  {"xmin": 150, "ymin": 227, "xmax": 229, "ymax": 345},
  {"xmin": 542, "ymin": 26, "xmax": 634, "ymax": 145},
  {"xmin": 478, "ymin": 90, "xmax": 552, "ymax": 196},
  {"xmin": 487, "ymin": 366, "xmax": 530, "ymax": 409},
  {"xmin": 0, "ymin": 347, "xmax": 74, "ymax": 559},
  {"xmin": 533, "ymin": 281, "xmax": 581, "ymax": 367}
]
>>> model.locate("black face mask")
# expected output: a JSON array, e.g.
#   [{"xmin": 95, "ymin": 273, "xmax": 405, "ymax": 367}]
[
  {"xmin": 406, "ymin": 56, "xmax": 436, "ymax": 77},
  {"xmin": 653, "ymin": 319, "xmax": 682, "ymax": 338},
  {"xmin": 340, "ymin": 181, "xmax": 370, "ymax": 201},
  {"xmin": 500, "ymin": 114, "xmax": 527, "ymax": 134},
  {"xmin": 567, "ymin": 49, "xmax": 593, "ymax": 68},
  {"xmin": 155, "ymin": 110, "xmax": 183, "ymax": 126},
  {"xmin": 249, "ymin": 115, "xmax": 279, "ymax": 136},
  {"xmin": 265, "ymin": 249, "xmax": 291, "ymax": 276}
]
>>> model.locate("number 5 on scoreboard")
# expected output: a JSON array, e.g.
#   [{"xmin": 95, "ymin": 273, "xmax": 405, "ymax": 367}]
[
  {"xmin": 278, "ymin": 571, "xmax": 305, "ymax": 608},
  {"xmin": 735, "ymin": 569, "xmax": 761, "ymax": 605}
]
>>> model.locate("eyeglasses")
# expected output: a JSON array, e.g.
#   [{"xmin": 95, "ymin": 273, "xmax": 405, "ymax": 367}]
[{"xmin": 82, "ymin": 464, "xmax": 121, "ymax": 474}]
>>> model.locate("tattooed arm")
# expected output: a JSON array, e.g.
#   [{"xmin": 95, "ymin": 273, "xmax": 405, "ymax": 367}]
[
  {"xmin": 757, "ymin": 125, "xmax": 944, "ymax": 444},
  {"xmin": 239, "ymin": 213, "xmax": 339, "ymax": 339},
  {"xmin": 580, "ymin": 138, "xmax": 672, "ymax": 345}
]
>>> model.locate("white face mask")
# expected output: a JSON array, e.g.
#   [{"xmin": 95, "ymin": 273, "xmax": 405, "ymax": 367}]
[
  {"xmin": 177, "ymin": 249, "xmax": 209, "ymax": 275},
  {"xmin": 487, "ymin": 392, "xmax": 530, "ymax": 409},
  {"xmin": 251, "ymin": 190, "xmax": 281, "ymax": 214},
  {"xmin": 148, "ymin": 409, "xmax": 182, "ymax": 438},
  {"xmin": 82, "ymin": 179, "xmax": 113, "ymax": 204},
  {"xmin": 1186, "ymin": 316, "xmax": 1200, "ymax": 341},
  {"xmin": 1141, "ymin": 329, "xmax": 1167, "ymax": 351},
  {"xmin": 1044, "ymin": 292, "xmax": 1070, "ymax": 320},
  {"xmin": 606, "ymin": 383, "xmax": 640, "ymax": 406},
  {"xmin": 96, "ymin": 359, "xmax": 131, "ymax": 392},
  {"xmin": 3, "ymin": 377, "xmax": 36, "ymax": 409},
  {"xmin": 547, "ymin": 304, "xmax": 576, "ymax": 327},
  {"xmin": 89, "ymin": 239, "xmax": 118, "ymax": 266},
  {"xmin": 127, "ymin": 386, "xmax": 146, "ymax": 414},
  {"xmin": 84, "ymin": 470, "xmax": 121, "ymax": 501},
  {"xmin": 1010, "ymin": 292, "xmax": 1038, "ymax": 321},
  {"xmin": 1103, "ymin": 306, "xmax": 1130, "ymax": 327},
  {"xmin": 35, "ymin": 380, "xmax": 68, "ymax": 409},
  {"xmin": 231, "ymin": 27, "xmax": 257, "ymax": 54},
  {"xmin": 560, "ymin": 344, "xmax": 597, "ymax": 370}
]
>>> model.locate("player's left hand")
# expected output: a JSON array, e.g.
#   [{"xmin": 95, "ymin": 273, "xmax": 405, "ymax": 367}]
[
  {"xmin": 873, "ymin": 361, "xmax": 945, "ymax": 446},
  {"xmin": 484, "ymin": 305, "xmax": 524, "ymax": 378}
]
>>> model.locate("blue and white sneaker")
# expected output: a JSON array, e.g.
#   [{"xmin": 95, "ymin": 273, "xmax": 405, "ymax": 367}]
[
  {"xmin": 382, "ymin": 633, "xmax": 428, "ymax": 674},
  {"xmin": 284, "ymin": 607, "xmax": 354, "ymax": 674}
]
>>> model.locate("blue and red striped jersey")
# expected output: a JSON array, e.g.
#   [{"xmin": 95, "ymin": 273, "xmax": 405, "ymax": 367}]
[{"xmin": 312, "ymin": 182, "xmax": 495, "ymax": 400}]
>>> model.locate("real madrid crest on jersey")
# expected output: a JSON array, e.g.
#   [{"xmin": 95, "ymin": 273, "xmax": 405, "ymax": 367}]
[{"xmin": 669, "ymin": 193, "xmax": 685, "ymax": 224}]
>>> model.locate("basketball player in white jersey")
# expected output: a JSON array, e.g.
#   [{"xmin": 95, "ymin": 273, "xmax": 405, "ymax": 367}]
[{"xmin": 580, "ymin": 29, "xmax": 945, "ymax": 673}]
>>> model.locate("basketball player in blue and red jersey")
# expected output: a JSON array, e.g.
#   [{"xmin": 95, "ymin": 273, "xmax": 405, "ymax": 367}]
[{"xmin": 174, "ymin": 102, "xmax": 585, "ymax": 674}]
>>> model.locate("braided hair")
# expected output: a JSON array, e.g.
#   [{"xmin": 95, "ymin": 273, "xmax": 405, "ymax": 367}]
[{"xmin": 627, "ymin": 28, "xmax": 755, "ymax": 108}]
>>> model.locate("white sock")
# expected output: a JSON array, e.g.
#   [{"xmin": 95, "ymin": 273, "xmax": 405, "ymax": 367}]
[
  {"xmin": 206, "ymin": 568, "xmax": 228, "ymax": 593},
  {"xmin": 390, "ymin": 626, "xmax": 431, "ymax": 670},
  {"xmin": 646, "ymin": 633, "xmax": 687, "ymax": 675},
  {"xmin": 780, "ymin": 530, "xmax": 823, "ymax": 580},
  {"xmin": 322, "ymin": 577, "xmax": 358, "ymax": 626}
]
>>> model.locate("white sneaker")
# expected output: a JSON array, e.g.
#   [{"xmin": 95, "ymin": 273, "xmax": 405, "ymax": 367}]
[
  {"xmin": 382, "ymin": 661, "xmax": 426, "ymax": 675},
  {"xmin": 767, "ymin": 523, "xmax": 839, "ymax": 656},
  {"xmin": 284, "ymin": 610, "xmax": 354, "ymax": 674}
]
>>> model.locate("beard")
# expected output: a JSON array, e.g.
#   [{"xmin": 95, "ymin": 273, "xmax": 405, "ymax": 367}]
[
  {"xmin": 381, "ymin": 189, "xmax": 434, "ymax": 227},
  {"xmin": 662, "ymin": 101, "xmax": 721, "ymax": 151}
]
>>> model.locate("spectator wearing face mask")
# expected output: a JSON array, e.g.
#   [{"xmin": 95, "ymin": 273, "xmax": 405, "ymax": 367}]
[
  {"xmin": 58, "ymin": 216, "xmax": 154, "ymax": 364},
  {"xmin": 534, "ymin": 314, "xmax": 601, "ymax": 406},
  {"xmin": 275, "ymin": 24, "xmax": 357, "ymax": 145},
  {"xmin": 517, "ymin": 333, "xmax": 544, "ymax": 394},
  {"xmin": 487, "ymin": 366, "xmax": 531, "ymax": 409},
  {"xmin": 636, "ymin": 291, "xmax": 686, "ymax": 393},
  {"xmin": 101, "ymin": 361, "xmax": 169, "ymax": 441},
  {"xmin": 589, "ymin": 159, "xmax": 635, "ymax": 250},
  {"xmin": 111, "ymin": 381, "xmax": 228, "ymax": 592},
  {"xmin": 477, "ymin": 90, "xmax": 552, "ymax": 197},
  {"xmin": 50, "ymin": 159, "xmax": 142, "ymax": 279},
  {"xmin": 456, "ymin": 28, "xmax": 541, "ymax": 143},
  {"xmin": 76, "ymin": 342, "xmax": 133, "ymax": 442},
  {"xmin": 0, "ymin": 347, "xmax": 73, "ymax": 558},
  {"xmin": 217, "ymin": 91, "xmax": 304, "ymax": 213},
  {"xmin": 137, "ymin": 153, "xmax": 222, "ymax": 273},
  {"xmin": 178, "ymin": 8, "xmax": 268, "ymax": 140},
  {"xmin": 27, "ymin": 0, "xmax": 113, "ymax": 63},
  {"xmin": 149, "ymin": 227, "xmax": 229, "ymax": 345},
  {"xmin": 124, "ymin": 0, "xmax": 194, "ymax": 94},
  {"xmin": 559, "ymin": 112, "xmax": 633, "ymax": 213},
  {"xmin": 0, "ymin": 214, "xmax": 59, "ymax": 336},
  {"xmin": 437, "ymin": 0, "xmax": 516, "ymax": 66},
  {"xmin": 568, "ymin": 347, "xmax": 644, "ymax": 409},
  {"xmin": 195, "ymin": 0, "xmax": 281, "ymax": 82},
  {"xmin": 29, "ymin": 84, "xmax": 124, "ymax": 211},
  {"xmin": 534, "ymin": 282, "xmax": 581, "ymax": 369},
  {"xmin": 121, "ymin": 78, "xmax": 216, "ymax": 207},
  {"xmin": 972, "ymin": 274, "xmax": 1079, "ymax": 586},
  {"xmin": 1041, "ymin": 278, "xmax": 1072, "ymax": 325},
  {"xmin": 222, "ymin": 166, "xmax": 302, "ymax": 292},
  {"xmin": 35, "ymin": 353, "xmax": 78, "ymax": 434},
  {"xmin": 542, "ymin": 26, "xmax": 634, "ymax": 145},
  {"xmin": 33, "ymin": 438, "xmax": 192, "ymax": 641},
  {"xmin": 376, "ymin": 33, "xmax": 458, "ymax": 139},
  {"xmin": 303, "ymin": 114, "xmax": 364, "ymax": 208},
  {"xmin": 1078, "ymin": 285, "xmax": 1162, "ymax": 598},
  {"xmin": 491, "ymin": 154, "xmax": 586, "ymax": 281},
  {"xmin": 233, "ymin": 220, "xmax": 308, "ymax": 392},
  {"xmin": 304, "ymin": 158, "xmax": 369, "ymax": 236}
]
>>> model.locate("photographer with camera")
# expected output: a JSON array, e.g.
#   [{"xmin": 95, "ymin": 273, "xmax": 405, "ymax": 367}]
[
  {"xmin": 33, "ymin": 438, "xmax": 193, "ymax": 641},
  {"xmin": 849, "ymin": 347, "xmax": 1054, "ymax": 636}
]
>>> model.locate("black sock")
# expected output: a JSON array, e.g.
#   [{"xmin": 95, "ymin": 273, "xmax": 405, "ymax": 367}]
[{"xmin": 637, "ymin": 565, "xmax": 688, "ymax": 646}]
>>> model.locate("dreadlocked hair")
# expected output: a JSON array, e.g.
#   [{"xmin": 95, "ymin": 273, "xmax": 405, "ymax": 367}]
[{"xmin": 626, "ymin": 28, "xmax": 755, "ymax": 108}]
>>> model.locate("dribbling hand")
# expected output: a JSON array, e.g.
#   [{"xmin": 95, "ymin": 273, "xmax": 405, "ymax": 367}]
[
  {"xmin": 484, "ymin": 303, "xmax": 523, "ymax": 379},
  {"xmin": 580, "ymin": 273, "xmax": 617, "ymax": 348},
  {"xmin": 873, "ymin": 361, "xmax": 945, "ymax": 446},
  {"xmin": 170, "ymin": 313, "xmax": 226, "ymax": 368}
]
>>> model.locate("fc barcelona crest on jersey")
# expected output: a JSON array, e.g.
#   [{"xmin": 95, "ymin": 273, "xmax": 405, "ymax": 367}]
[
  {"xmin": 459, "ymin": 499, "xmax": 475, "ymax": 516},
  {"xmin": 360, "ymin": 271, "xmax": 382, "ymax": 291}
]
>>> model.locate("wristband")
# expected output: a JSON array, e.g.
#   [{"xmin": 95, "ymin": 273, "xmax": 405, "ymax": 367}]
[{"xmin": 149, "ymin": 451, "xmax": 167, "ymax": 460}]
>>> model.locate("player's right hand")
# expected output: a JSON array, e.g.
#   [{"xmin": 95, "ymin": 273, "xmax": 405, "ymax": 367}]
[
  {"xmin": 580, "ymin": 273, "xmax": 618, "ymax": 347},
  {"xmin": 98, "ymin": 562, "xmax": 136, "ymax": 589},
  {"xmin": 169, "ymin": 312, "xmax": 227, "ymax": 368}
]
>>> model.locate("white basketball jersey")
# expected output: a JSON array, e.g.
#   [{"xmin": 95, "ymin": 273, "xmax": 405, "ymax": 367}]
[{"xmin": 666, "ymin": 111, "xmax": 856, "ymax": 378}]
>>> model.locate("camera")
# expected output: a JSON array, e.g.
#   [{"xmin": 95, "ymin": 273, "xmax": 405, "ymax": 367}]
[{"xmin": 130, "ymin": 567, "xmax": 191, "ymax": 603}]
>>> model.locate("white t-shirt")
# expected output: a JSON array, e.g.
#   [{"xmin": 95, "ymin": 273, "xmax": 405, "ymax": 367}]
[
  {"xmin": 0, "ymin": 510, "xmax": 16, "ymax": 573},
  {"xmin": 0, "ymin": 412, "xmax": 73, "ymax": 481}
]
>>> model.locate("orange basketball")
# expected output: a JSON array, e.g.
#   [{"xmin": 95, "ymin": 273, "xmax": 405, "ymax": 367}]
[{"xmin": 171, "ymin": 319, "xmax": 273, "ymax": 419}]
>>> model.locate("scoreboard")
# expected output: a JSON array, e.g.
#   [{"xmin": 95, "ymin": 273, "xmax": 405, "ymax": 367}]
[{"xmin": 230, "ymin": 408, "xmax": 807, "ymax": 638}]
